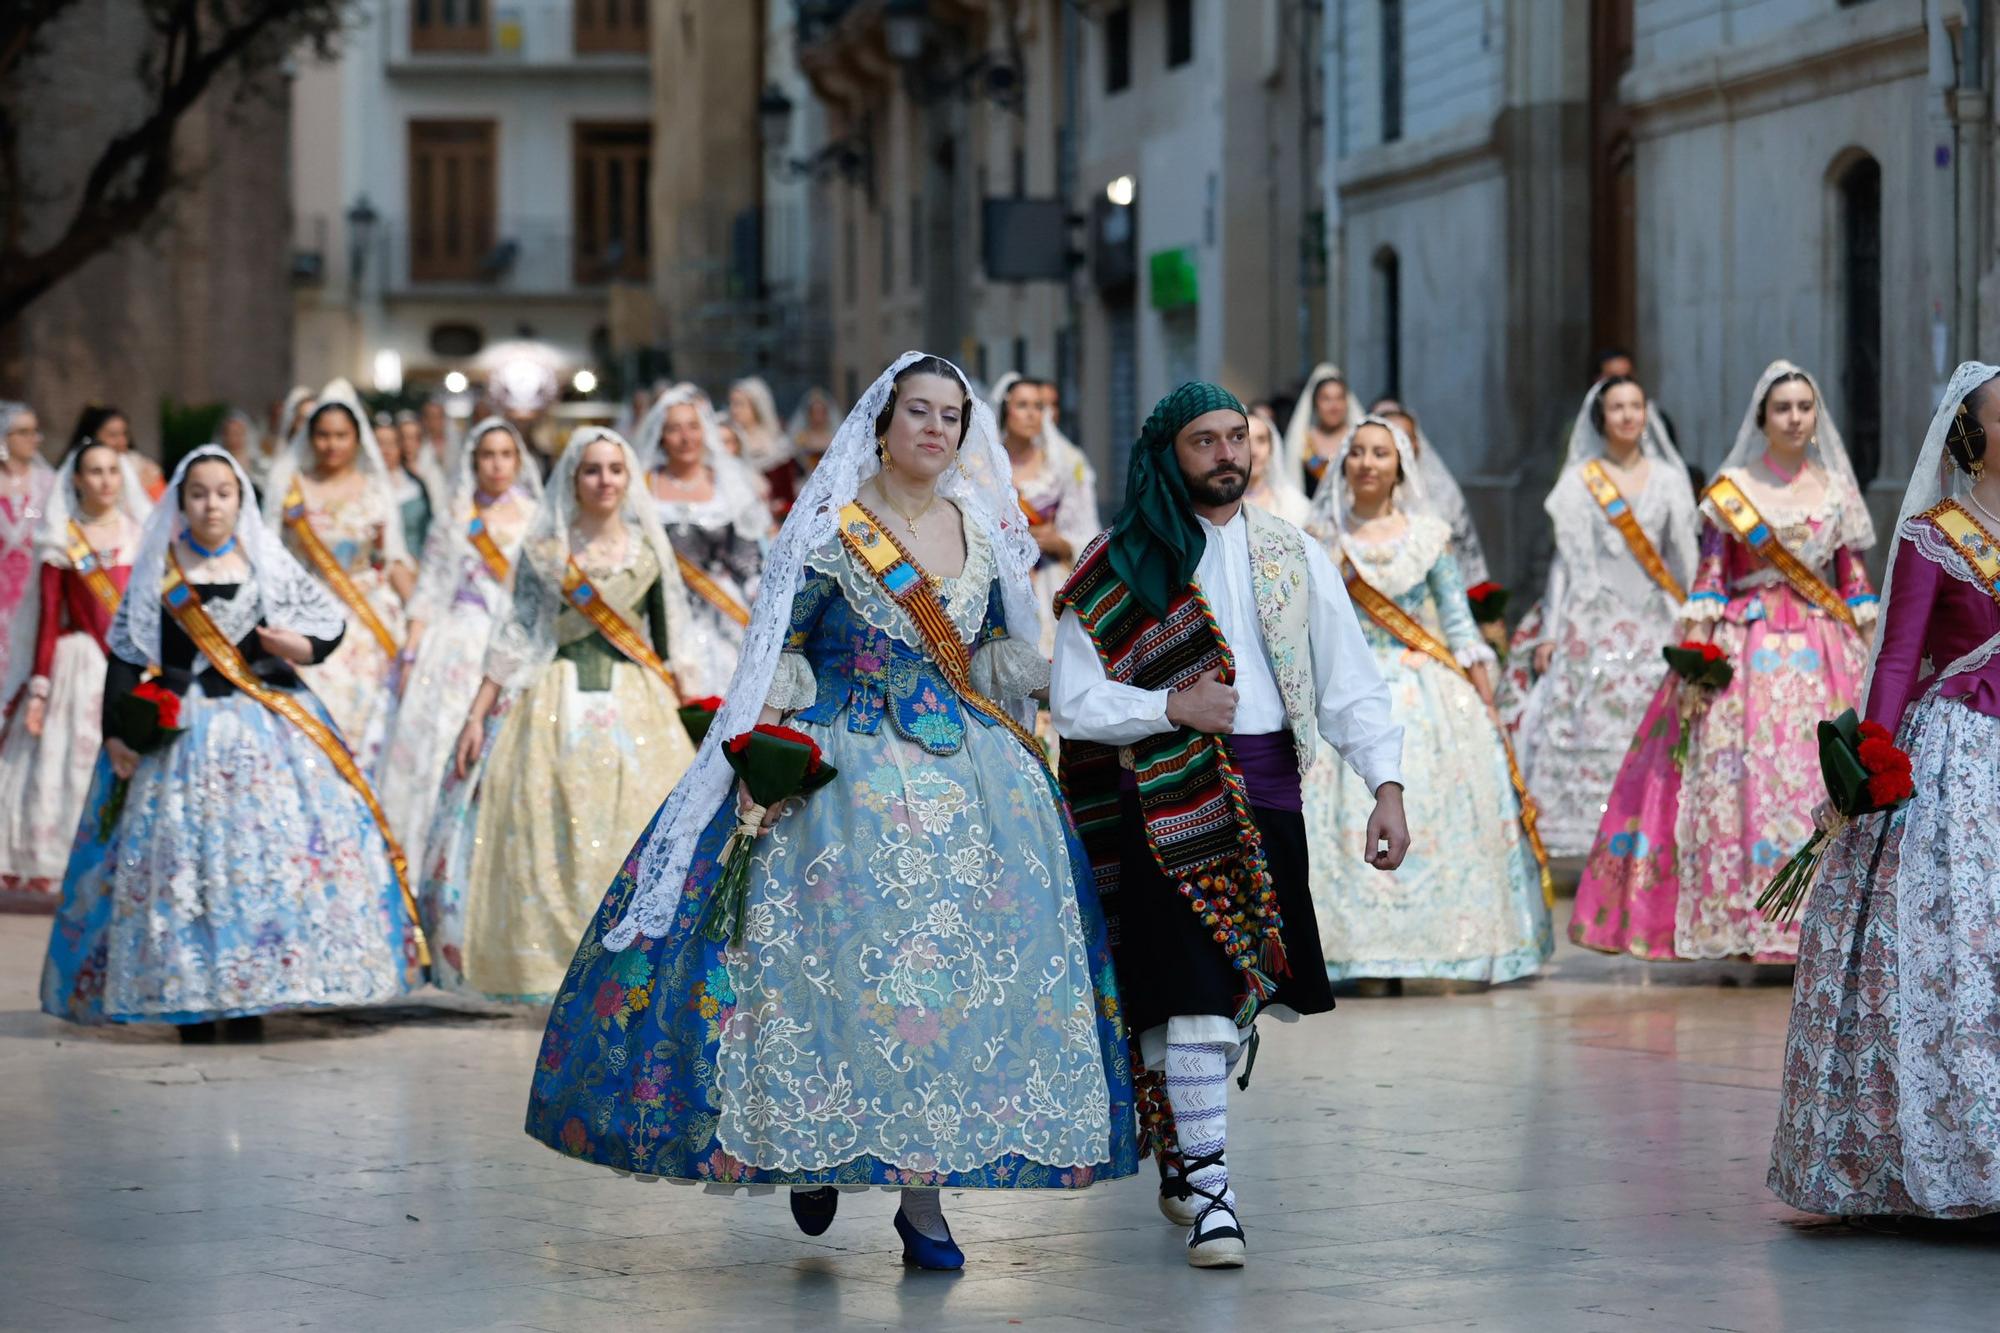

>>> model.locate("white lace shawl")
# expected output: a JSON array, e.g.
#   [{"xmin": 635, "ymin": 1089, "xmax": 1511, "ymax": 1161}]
[
  {"xmin": 108, "ymin": 446, "xmax": 346, "ymax": 669},
  {"xmin": 260, "ymin": 377, "xmax": 413, "ymax": 569},
  {"xmin": 0, "ymin": 446, "xmax": 150, "ymax": 702},
  {"xmin": 406, "ymin": 416, "xmax": 545, "ymax": 625},
  {"xmin": 1720, "ymin": 359, "xmax": 1875, "ymax": 552},
  {"xmin": 481, "ymin": 427, "xmax": 697, "ymax": 693},
  {"xmin": 1862, "ymin": 361, "xmax": 2000, "ymax": 711},
  {"xmin": 730, "ymin": 375, "xmax": 793, "ymax": 471},
  {"xmin": 630, "ymin": 385, "xmax": 772, "ymax": 543},
  {"xmin": 603, "ymin": 350, "xmax": 1045, "ymax": 950},
  {"xmin": 1544, "ymin": 379, "xmax": 1699, "ymax": 610}
]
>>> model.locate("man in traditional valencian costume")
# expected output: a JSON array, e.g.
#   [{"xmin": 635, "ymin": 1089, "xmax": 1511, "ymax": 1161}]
[{"xmin": 1051, "ymin": 382, "xmax": 1409, "ymax": 1267}]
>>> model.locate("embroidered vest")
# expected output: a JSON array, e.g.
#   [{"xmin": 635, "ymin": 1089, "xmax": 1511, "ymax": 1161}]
[{"xmin": 1241, "ymin": 506, "xmax": 1317, "ymax": 772}]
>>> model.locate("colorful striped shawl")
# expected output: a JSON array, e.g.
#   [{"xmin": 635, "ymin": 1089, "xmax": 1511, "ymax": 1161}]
[{"xmin": 1054, "ymin": 534, "xmax": 1288, "ymax": 1028}]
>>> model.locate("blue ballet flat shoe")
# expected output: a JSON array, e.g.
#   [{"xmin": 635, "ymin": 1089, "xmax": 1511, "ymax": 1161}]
[
  {"xmin": 894, "ymin": 1208, "xmax": 965, "ymax": 1271},
  {"xmin": 789, "ymin": 1186, "xmax": 839, "ymax": 1237}
]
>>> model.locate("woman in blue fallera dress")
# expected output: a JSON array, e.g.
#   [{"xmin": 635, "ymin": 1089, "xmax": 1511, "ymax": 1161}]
[
  {"xmin": 524, "ymin": 353, "xmax": 1136, "ymax": 1269},
  {"xmin": 41, "ymin": 447, "xmax": 421, "ymax": 1041}
]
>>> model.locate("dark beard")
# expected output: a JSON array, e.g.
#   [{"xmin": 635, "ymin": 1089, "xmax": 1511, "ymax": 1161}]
[{"xmin": 1184, "ymin": 467, "xmax": 1247, "ymax": 507}]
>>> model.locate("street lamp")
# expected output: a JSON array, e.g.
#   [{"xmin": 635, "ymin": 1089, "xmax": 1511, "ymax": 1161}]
[{"xmin": 345, "ymin": 193, "xmax": 379, "ymax": 294}]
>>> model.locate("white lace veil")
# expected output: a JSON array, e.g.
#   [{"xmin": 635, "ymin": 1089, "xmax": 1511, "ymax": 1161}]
[
  {"xmin": 630, "ymin": 384, "xmax": 771, "ymax": 539},
  {"xmin": 1545, "ymin": 379, "xmax": 1699, "ymax": 605},
  {"xmin": 480, "ymin": 426, "xmax": 697, "ymax": 693},
  {"xmin": 1719, "ymin": 359, "xmax": 1875, "ymax": 550},
  {"xmin": 991, "ymin": 371, "xmax": 1096, "ymax": 502},
  {"xmin": 108, "ymin": 445, "xmax": 346, "ymax": 669},
  {"xmin": 0, "ymin": 443, "xmax": 151, "ymax": 705},
  {"xmin": 729, "ymin": 375, "xmax": 792, "ymax": 471},
  {"xmin": 261, "ymin": 378, "xmax": 412, "ymax": 567},
  {"xmin": 604, "ymin": 350, "xmax": 1040, "ymax": 950},
  {"xmin": 407, "ymin": 417, "xmax": 545, "ymax": 624},
  {"xmin": 1281, "ymin": 363, "xmax": 1362, "ymax": 489},
  {"xmin": 1305, "ymin": 414, "xmax": 1434, "ymax": 542},
  {"xmin": 1860, "ymin": 361, "xmax": 2000, "ymax": 711}
]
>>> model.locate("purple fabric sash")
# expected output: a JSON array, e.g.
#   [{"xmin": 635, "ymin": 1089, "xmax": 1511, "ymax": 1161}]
[{"xmin": 1117, "ymin": 730, "xmax": 1299, "ymax": 812}]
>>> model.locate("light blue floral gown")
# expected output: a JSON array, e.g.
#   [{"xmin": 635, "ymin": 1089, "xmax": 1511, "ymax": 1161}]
[
  {"xmin": 1304, "ymin": 513, "xmax": 1553, "ymax": 982},
  {"xmin": 525, "ymin": 511, "xmax": 1136, "ymax": 1188},
  {"xmin": 42, "ymin": 571, "xmax": 421, "ymax": 1025}
]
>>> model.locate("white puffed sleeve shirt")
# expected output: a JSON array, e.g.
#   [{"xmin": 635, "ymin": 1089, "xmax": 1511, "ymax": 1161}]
[{"xmin": 1050, "ymin": 508, "xmax": 1403, "ymax": 794}]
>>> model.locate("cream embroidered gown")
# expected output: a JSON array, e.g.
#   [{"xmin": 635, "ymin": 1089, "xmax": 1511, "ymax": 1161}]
[{"xmin": 1305, "ymin": 514, "xmax": 1553, "ymax": 982}]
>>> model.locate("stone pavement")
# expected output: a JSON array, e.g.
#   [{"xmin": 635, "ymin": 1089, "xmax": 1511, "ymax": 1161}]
[{"xmin": 1, "ymin": 905, "xmax": 1993, "ymax": 1333}]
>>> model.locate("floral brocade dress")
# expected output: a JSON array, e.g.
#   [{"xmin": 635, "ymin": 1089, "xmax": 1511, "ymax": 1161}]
[
  {"xmin": 42, "ymin": 576, "xmax": 419, "ymax": 1024},
  {"xmin": 1770, "ymin": 510, "xmax": 2000, "ymax": 1217},
  {"xmin": 421, "ymin": 542, "xmax": 694, "ymax": 1003},
  {"xmin": 1573, "ymin": 475, "xmax": 1876, "ymax": 962},
  {"xmin": 1306, "ymin": 514, "xmax": 1553, "ymax": 983},
  {"xmin": 525, "ymin": 514, "xmax": 1137, "ymax": 1189},
  {"xmin": 281, "ymin": 483, "xmax": 407, "ymax": 771},
  {"xmin": 1512, "ymin": 466, "xmax": 1697, "ymax": 858}
]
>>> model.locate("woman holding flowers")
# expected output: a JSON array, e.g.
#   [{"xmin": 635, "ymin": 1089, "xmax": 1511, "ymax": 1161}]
[
  {"xmin": 1511, "ymin": 377, "xmax": 1698, "ymax": 857},
  {"xmin": 41, "ymin": 447, "xmax": 420, "ymax": 1040},
  {"xmin": 422, "ymin": 428, "xmax": 698, "ymax": 1002},
  {"xmin": 1573, "ymin": 361, "xmax": 1878, "ymax": 963},
  {"xmin": 1302, "ymin": 416, "xmax": 1553, "ymax": 985},
  {"xmin": 1769, "ymin": 362, "xmax": 2000, "ymax": 1219},
  {"xmin": 523, "ymin": 353, "xmax": 1134, "ymax": 1270}
]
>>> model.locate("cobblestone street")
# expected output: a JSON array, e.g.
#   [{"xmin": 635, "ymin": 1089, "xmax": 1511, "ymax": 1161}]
[{"xmin": 3, "ymin": 906, "xmax": 1993, "ymax": 1333}]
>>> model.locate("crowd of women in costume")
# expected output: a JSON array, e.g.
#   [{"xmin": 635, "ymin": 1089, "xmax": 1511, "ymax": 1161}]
[{"xmin": 1, "ymin": 339, "xmax": 1993, "ymax": 1253}]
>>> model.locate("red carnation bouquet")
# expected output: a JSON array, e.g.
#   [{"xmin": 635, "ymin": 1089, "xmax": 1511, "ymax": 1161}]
[
  {"xmin": 677, "ymin": 696, "xmax": 724, "ymax": 746},
  {"xmin": 98, "ymin": 679, "xmax": 188, "ymax": 837},
  {"xmin": 702, "ymin": 723, "xmax": 839, "ymax": 946},
  {"xmin": 1662, "ymin": 640, "xmax": 1734, "ymax": 769},
  {"xmin": 1465, "ymin": 581, "xmax": 1510, "ymax": 626},
  {"xmin": 1756, "ymin": 710, "xmax": 1914, "ymax": 922}
]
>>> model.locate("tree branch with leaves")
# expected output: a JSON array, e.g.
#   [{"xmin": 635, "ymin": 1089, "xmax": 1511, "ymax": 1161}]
[{"xmin": 0, "ymin": 0, "xmax": 358, "ymax": 330}]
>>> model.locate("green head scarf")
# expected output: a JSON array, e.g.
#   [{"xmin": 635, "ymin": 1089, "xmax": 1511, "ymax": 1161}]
[{"xmin": 1108, "ymin": 380, "xmax": 1248, "ymax": 619}]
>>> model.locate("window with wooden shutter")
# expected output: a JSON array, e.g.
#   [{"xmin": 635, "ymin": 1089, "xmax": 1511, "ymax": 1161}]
[
  {"xmin": 412, "ymin": 0, "xmax": 489, "ymax": 53},
  {"xmin": 575, "ymin": 0, "xmax": 649, "ymax": 54},
  {"xmin": 409, "ymin": 119, "xmax": 497, "ymax": 283},
  {"xmin": 573, "ymin": 122, "xmax": 652, "ymax": 283}
]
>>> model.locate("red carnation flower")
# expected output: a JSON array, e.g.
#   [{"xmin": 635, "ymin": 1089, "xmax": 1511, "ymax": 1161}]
[
  {"xmin": 1466, "ymin": 581, "xmax": 1501, "ymax": 600},
  {"xmin": 132, "ymin": 679, "xmax": 182, "ymax": 730},
  {"xmin": 1867, "ymin": 769, "xmax": 1914, "ymax": 807},
  {"xmin": 1857, "ymin": 736, "xmax": 1902, "ymax": 773},
  {"xmin": 686, "ymin": 696, "xmax": 725, "ymax": 713},
  {"xmin": 1857, "ymin": 720, "xmax": 1894, "ymax": 745},
  {"xmin": 1697, "ymin": 643, "xmax": 1727, "ymax": 664}
]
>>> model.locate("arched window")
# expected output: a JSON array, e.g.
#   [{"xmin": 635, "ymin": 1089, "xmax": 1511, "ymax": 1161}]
[
  {"xmin": 1836, "ymin": 153, "xmax": 1882, "ymax": 485},
  {"xmin": 1374, "ymin": 247, "xmax": 1401, "ymax": 400}
]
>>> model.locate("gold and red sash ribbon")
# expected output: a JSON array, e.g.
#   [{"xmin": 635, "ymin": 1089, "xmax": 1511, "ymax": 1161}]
[
  {"xmin": 835, "ymin": 502, "xmax": 1049, "ymax": 771},
  {"xmin": 1018, "ymin": 495, "xmax": 1057, "ymax": 527},
  {"xmin": 674, "ymin": 551, "xmax": 752, "ymax": 628},
  {"xmin": 1581, "ymin": 460, "xmax": 1686, "ymax": 603},
  {"xmin": 466, "ymin": 512, "xmax": 511, "ymax": 584},
  {"xmin": 1925, "ymin": 499, "xmax": 2000, "ymax": 608},
  {"xmin": 66, "ymin": 519, "xmax": 124, "ymax": 616},
  {"xmin": 1340, "ymin": 555, "xmax": 1554, "ymax": 904},
  {"xmin": 560, "ymin": 557, "xmax": 676, "ymax": 690},
  {"xmin": 160, "ymin": 547, "xmax": 428, "ymax": 966},
  {"xmin": 1704, "ymin": 476, "xmax": 1856, "ymax": 627},
  {"xmin": 282, "ymin": 482, "xmax": 402, "ymax": 657}
]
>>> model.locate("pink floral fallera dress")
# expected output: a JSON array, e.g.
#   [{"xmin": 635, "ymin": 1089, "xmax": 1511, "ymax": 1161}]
[{"xmin": 1571, "ymin": 473, "xmax": 1876, "ymax": 962}]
